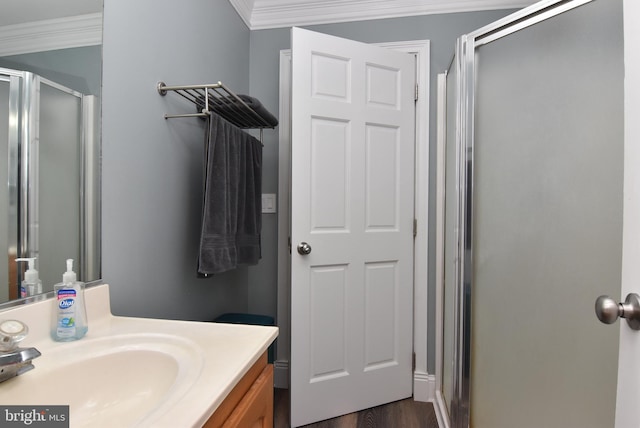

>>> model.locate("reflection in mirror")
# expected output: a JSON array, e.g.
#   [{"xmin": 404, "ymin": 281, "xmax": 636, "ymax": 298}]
[{"xmin": 0, "ymin": 1, "xmax": 102, "ymax": 304}]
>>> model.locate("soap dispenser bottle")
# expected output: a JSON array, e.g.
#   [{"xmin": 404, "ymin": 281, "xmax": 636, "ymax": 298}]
[
  {"xmin": 15, "ymin": 257, "xmax": 42, "ymax": 298},
  {"xmin": 51, "ymin": 259, "xmax": 88, "ymax": 341}
]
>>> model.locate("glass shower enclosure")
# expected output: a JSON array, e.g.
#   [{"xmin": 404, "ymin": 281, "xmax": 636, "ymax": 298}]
[
  {"xmin": 0, "ymin": 67, "xmax": 99, "ymax": 301},
  {"xmin": 440, "ymin": 0, "xmax": 624, "ymax": 427}
]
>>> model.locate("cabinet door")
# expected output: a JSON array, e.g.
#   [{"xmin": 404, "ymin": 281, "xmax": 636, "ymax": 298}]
[
  {"xmin": 204, "ymin": 352, "xmax": 270, "ymax": 428},
  {"xmin": 223, "ymin": 364, "xmax": 274, "ymax": 428}
]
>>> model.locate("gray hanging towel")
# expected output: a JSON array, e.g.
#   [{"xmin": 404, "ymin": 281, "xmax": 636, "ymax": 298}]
[{"xmin": 198, "ymin": 114, "xmax": 262, "ymax": 275}]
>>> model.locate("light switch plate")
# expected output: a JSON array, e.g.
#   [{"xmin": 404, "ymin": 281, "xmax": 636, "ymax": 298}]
[{"xmin": 262, "ymin": 193, "xmax": 276, "ymax": 213}]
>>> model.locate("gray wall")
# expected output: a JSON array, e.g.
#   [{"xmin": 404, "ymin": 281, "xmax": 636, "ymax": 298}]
[
  {"xmin": 247, "ymin": 10, "xmax": 517, "ymax": 372},
  {"xmin": 101, "ymin": 0, "xmax": 251, "ymax": 320},
  {"xmin": 0, "ymin": 46, "xmax": 102, "ymax": 96},
  {"xmin": 101, "ymin": 0, "xmax": 514, "ymax": 369}
]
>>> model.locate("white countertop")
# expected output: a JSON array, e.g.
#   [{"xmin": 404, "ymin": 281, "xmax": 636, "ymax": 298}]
[{"xmin": 0, "ymin": 284, "xmax": 278, "ymax": 427}]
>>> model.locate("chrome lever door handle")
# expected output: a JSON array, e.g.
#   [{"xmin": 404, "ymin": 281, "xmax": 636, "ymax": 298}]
[
  {"xmin": 595, "ymin": 293, "xmax": 640, "ymax": 330},
  {"xmin": 297, "ymin": 242, "xmax": 312, "ymax": 255}
]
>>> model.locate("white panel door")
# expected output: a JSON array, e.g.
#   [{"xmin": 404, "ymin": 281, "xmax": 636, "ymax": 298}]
[
  {"xmin": 616, "ymin": 1, "xmax": 640, "ymax": 426},
  {"xmin": 290, "ymin": 27, "xmax": 416, "ymax": 427}
]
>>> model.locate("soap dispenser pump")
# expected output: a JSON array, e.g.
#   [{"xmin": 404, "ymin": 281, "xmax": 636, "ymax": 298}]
[
  {"xmin": 51, "ymin": 259, "xmax": 88, "ymax": 342},
  {"xmin": 15, "ymin": 257, "xmax": 42, "ymax": 298}
]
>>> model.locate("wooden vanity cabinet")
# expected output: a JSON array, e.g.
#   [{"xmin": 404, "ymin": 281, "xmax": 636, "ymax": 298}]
[{"xmin": 204, "ymin": 351, "xmax": 274, "ymax": 428}]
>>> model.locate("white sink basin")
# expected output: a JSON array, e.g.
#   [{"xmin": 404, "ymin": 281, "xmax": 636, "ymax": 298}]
[
  {"xmin": 0, "ymin": 333, "xmax": 204, "ymax": 427},
  {"xmin": 0, "ymin": 284, "xmax": 278, "ymax": 427}
]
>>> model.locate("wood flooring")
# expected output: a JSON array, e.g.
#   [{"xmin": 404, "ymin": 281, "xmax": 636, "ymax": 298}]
[{"xmin": 274, "ymin": 388, "xmax": 439, "ymax": 428}]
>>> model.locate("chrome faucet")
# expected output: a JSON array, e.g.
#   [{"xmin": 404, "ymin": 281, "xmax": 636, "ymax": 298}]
[{"xmin": 0, "ymin": 320, "xmax": 41, "ymax": 383}]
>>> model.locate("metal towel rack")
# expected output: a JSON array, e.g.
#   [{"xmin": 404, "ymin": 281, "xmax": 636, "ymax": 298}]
[{"xmin": 157, "ymin": 81, "xmax": 275, "ymax": 131}]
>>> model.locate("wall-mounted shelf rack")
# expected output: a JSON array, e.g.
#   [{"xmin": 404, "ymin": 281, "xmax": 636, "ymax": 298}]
[{"xmin": 157, "ymin": 81, "xmax": 276, "ymax": 130}]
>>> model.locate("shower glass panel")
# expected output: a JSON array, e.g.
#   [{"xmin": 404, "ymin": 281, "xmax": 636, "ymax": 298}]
[
  {"xmin": 38, "ymin": 82, "xmax": 82, "ymax": 288},
  {"xmin": 0, "ymin": 68, "xmax": 93, "ymax": 300},
  {"xmin": 464, "ymin": 0, "xmax": 624, "ymax": 427}
]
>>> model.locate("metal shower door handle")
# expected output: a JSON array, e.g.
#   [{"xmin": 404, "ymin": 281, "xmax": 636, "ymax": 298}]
[
  {"xmin": 297, "ymin": 242, "xmax": 312, "ymax": 255},
  {"xmin": 595, "ymin": 293, "xmax": 640, "ymax": 330}
]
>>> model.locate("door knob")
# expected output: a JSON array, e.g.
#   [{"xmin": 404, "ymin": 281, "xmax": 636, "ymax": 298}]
[
  {"xmin": 297, "ymin": 242, "xmax": 312, "ymax": 255},
  {"xmin": 595, "ymin": 293, "xmax": 640, "ymax": 330}
]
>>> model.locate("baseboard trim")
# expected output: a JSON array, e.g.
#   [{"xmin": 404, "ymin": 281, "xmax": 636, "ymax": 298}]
[
  {"xmin": 413, "ymin": 371, "xmax": 436, "ymax": 402},
  {"xmin": 274, "ymin": 359, "xmax": 289, "ymax": 389}
]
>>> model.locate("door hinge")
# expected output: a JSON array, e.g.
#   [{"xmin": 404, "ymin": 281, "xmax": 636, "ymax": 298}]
[
  {"xmin": 288, "ymin": 236, "xmax": 292, "ymax": 254},
  {"xmin": 413, "ymin": 219, "xmax": 417, "ymax": 238},
  {"xmin": 412, "ymin": 352, "xmax": 416, "ymax": 371},
  {"xmin": 415, "ymin": 84, "xmax": 419, "ymax": 102}
]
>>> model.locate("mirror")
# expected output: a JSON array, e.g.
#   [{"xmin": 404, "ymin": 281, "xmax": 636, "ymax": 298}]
[{"xmin": 0, "ymin": 0, "xmax": 103, "ymax": 304}]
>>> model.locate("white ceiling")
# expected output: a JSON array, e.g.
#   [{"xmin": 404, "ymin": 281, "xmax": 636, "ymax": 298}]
[{"xmin": 228, "ymin": 0, "xmax": 538, "ymax": 30}]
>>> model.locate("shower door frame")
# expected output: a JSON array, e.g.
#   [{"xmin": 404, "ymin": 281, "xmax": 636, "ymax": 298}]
[{"xmin": 450, "ymin": 1, "xmax": 599, "ymax": 427}]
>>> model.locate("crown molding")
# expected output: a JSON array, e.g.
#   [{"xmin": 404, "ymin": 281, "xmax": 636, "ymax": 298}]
[
  {"xmin": 231, "ymin": 0, "xmax": 257, "ymax": 28},
  {"xmin": 230, "ymin": 0, "xmax": 534, "ymax": 30},
  {"xmin": 0, "ymin": 13, "xmax": 102, "ymax": 57}
]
